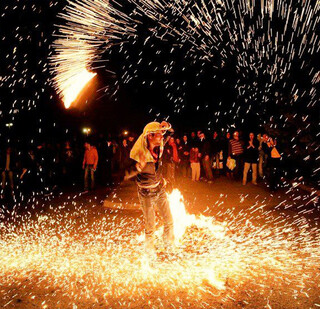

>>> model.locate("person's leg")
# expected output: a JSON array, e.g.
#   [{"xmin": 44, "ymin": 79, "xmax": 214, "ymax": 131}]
[
  {"xmin": 243, "ymin": 162, "xmax": 250, "ymax": 185},
  {"xmin": 258, "ymin": 155, "xmax": 264, "ymax": 178},
  {"xmin": 202, "ymin": 158, "xmax": 208, "ymax": 179},
  {"xmin": 215, "ymin": 153, "xmax": 220, "ymax": 176},
  {"xmin": 182, "ymin": 162, "xmax": 187, "ymax": 178},
  {"xmin": 8, "ymin": 171, "xmax": 14, "ymax": 193},
  {"xmin": 84, "ymin": 166, "xmax": 89, "ymax": 190},
  {"xmin": 203, "ymin": 158, "xmax": 213, "ymax": 180},
  {"xmin": 196, "ymin": 163, "xmax": 200, "ymax": 181},
  {"xmin": 170, "ymin": 163, "xmax": 175, "ymax": 184},
  {"xmin": 90, "ymin": 167, "xmax": 95, "ymax": 189},
  {"xmin": 138, "ymin": 192, "xmax": 156, "ymax": 252},
  {"xmin": 156, "ymin": 188, "xmax": 174, "ymax": 249},
  {"xmin": 1, "ymin": 171, "xmax": 5, "ymax": 190},
  {"xmin": 252, "ymin": 163, "xmax": 257, "ymax": 184},
  {"xmin": 191, "ymin": 163, "xmax": 196, "ymax": 181}
]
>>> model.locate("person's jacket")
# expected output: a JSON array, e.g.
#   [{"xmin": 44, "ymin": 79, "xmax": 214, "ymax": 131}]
[
  {"xmin": 243, "ymin": 140, "xmax": 259, "ymax": 163},
  {"xmin": 83, "ymin": 147, "xmax": 98, "ymax": 168}
]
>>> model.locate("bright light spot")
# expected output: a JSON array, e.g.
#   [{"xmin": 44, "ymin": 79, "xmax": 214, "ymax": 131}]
[
  {"xmin": 62, "ymin": 69, "xmax": 96, "ymax": 109},
  {"xmin": 82, "ymin": 127, "xmax": 91, "ymax": 135}
]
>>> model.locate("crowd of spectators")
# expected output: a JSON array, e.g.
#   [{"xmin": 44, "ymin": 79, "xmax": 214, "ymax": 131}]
[
  {"xmin": 161, "ymin": 130, "xmax": 282, "ymax": 191},
  {"xmin": 0, "ymin": 128, "xmax": 285, "ymax": 202}
]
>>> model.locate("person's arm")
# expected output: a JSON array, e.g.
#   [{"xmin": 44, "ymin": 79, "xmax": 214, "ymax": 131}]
[
  {"xmin": 123, "ymin": 151, "xmax": 146, "ymax": 181},
  {"xmin": 94, "ymin": 149, "xmax": 98, "ymax": 170}
]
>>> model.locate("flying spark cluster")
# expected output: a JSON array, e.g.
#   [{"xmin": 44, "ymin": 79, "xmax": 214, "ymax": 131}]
[{"xmin": 1, "ymin": 189, "xmax": 320, "ymax": 308}]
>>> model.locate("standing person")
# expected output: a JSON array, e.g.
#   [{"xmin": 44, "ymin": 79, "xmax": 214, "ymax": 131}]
[
  {"xmin": 228, "ymin": 131, "xmax": 244, "ymax": 180},
  {"xmin": 258, "ymin": 134, "xmax": 269, "ymax": 179},
  {"xmin": 190, "ymin": 131, "xmax": 198, "ymax": 148},
  {"xmin": 262, "ymin": 136, "xmax": 282, "ymax": 191},
  {"xmin": 190, "ymin": 147, "xmax": 201, "ymax": 181},
  {"xmin": 163, "ymin": 137, "xmax": 179, "ymax": 187},
  {"xmin": 0, "ymin": 146, "xmax": 17, "ymax": 199},
  {"xmin": 180, "ymin": 135, "xmax": 190, "ymax": 178},
  {"xmin": 127, "ymin": 135, "xmax": 135, "ymax": 151},
  {"xmin": 243, "ymin": 133, "xmax": 259, "ymax": 185},
  {"xmin": 222, "ymin": 131, "xmax": 231, "ymax": 177},
  {"xmin": 127, "ymin": 121, "xmax": 175, "ymax": 257},
  {"xmin": 82, "ymin": 141, "xmax": 98, "ymax": 191},
  {"xmin": 175, "ymin": 138, "xmax": 183, "ymax": 177},
  {"xmin": 119, "ymin": 139, "xmax": 130, "ymax": 179},
  {"xmin": 199, "ymin": 132, "xmax": 213, "ymax": 182},
  {"xmin": 100, "ymin": 137, "xmax": 114, "ymax": 185},
  {"xmin": 20, "ymin": 147, "xmax": 39, "ymax": 195},
  {"xmin": 211, "ymin": 131, "xmax": 222, "ymax": 176}
]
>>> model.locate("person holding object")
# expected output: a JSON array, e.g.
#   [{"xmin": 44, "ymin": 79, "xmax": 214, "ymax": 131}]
[{"xmin": 126, "ymin": 121, "xmax": 175, "ymax": 258}]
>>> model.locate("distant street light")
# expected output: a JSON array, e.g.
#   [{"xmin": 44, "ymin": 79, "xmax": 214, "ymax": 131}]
[
  {"xmin": 6, "ymin": 123, "xmax": 13, "ymax": 128},
  {"xmin": 123, "ymin": 130, "xmax": 129, "ymax": 136},
  {"xmin": 82, "ymin": 127, "xmax": 91, "ymax": 136}
]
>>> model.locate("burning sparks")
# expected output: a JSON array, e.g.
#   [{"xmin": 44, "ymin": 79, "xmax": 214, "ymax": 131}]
[
  {"xmin": 49, "ymin": 0, "xmax": 320, "ymax": 184},
  {"xmin": 1, "ymin": 189, "xmax": 320, "ymax": 307},
  {"xmin": 59, "ymin": 68, "xmax": 96, "ymax": 109}
]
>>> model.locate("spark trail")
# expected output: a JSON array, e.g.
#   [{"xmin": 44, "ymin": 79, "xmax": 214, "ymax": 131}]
[{"xmin": 0, "ymin": 189, "xmax": 319, "ymax": 308}]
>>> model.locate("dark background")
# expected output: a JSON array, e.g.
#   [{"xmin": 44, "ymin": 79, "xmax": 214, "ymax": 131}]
[{"xmin": 0, "ymin": 0, "xmax": 319, "ymax": 184}]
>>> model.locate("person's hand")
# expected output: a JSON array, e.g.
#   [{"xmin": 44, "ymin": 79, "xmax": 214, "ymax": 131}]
[
  {"xmin": 82, "ymin": 165, "xmax": 85, "ymax": 170},
  {"xmin": 184, "ymin": 151, "xmax": 189, "ymax": 156},
  {"xmin": 228, "ymin": 156, "xmax": 231, "ymax": 160},
  {"xmin": 204, "ymin": 155, "xmax": 209, "ymax": 161}
]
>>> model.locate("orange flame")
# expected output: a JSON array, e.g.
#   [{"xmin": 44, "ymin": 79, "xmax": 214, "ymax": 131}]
[{"xmin": 61, "ymin": 69, "xmax": 96, "ymax": 109}]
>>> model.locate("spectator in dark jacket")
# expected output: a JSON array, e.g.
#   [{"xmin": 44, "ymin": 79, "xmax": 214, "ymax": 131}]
[
  {"xmin": 211, "ymin": 131, "xmax": 222, "ymax": 175},
  {"xmin": 20, "ymin": 148, "xmax": 40, "ymax": 194},
  {"xmin": 99, "ymin": 138, "xmax": 114, "ymax": 185},
  {"xmin": 163, "ymin": 137, "xmax": 179, "ymax": 186},
  {"xmin": 243, "ymin": 133, "xmax": 259, "ymax": 185},
  {"xmin": 199, "ymin": 133, "xmax": 213, "ymax": 182},
  {"xmin": 262, "ymin": 136, "xmax": 282, "ymax": 191},
  {"xmin": 221, "ymin": 132, "xmax": 231, "ymax": 177},
  {"xmin": 180, "ymin": 135, "xmax": 190, "ymax": 177}
]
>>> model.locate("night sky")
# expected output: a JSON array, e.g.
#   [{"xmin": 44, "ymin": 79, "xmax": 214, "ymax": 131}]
[{"xmin": 0, "ymin": 0, "xmax": 319, "ymax": 182}]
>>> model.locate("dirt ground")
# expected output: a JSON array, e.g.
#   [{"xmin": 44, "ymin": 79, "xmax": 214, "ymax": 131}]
[{"xmin": 0, "ymin": 176, "xmax": 319, "ymax": 308}]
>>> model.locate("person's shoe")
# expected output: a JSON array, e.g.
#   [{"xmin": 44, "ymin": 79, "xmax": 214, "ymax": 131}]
[
  {"xmin": 252, "ymin": 182, "xmax": 257, "ymax": 185},
  {"xmin": 242, "ymin": 181, "xmax": 246, "ymax": 185}
]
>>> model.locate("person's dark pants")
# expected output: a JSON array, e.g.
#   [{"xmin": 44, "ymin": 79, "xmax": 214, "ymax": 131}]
[
  {"xmin": 181, "ymin": 161, "xmax": 190, "ymax": 178},
  {"xmin": 268, "ymin": 158, "xmax": 281, "ymax": 191},
  {"xmin": 231, "ymin": 155, "xmax": 243, "ymax": 180},
  {"xmin": 1, "ymin": 170, "xmax": 14, "ymax": 191},
  {"xmin": 165, "ymin": 162, "xmax": 175, "ymax": 186},
  {"xmin": 104, "ymin": 160, "xmax": 113, "ymax": 184},
  {"xmin": 138, "ymin": 186, "xmax": 174, "ymax": 252},
  {"xmin": 202, "ymin": 157, "xmax": 213, "ymax": 180},
  {"xmin": 84, "ymin": 164, "xmax": 95, "ymax": 190}
]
